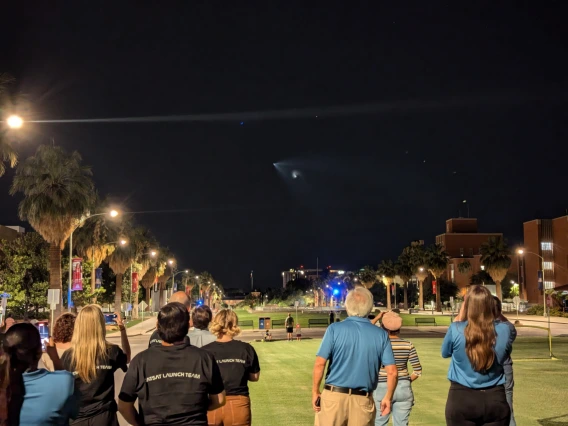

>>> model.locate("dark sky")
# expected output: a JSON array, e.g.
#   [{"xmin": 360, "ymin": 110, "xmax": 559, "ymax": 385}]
[{"xmin": 1, "ymin": 3, "xmax": 567, "ymax": 290}]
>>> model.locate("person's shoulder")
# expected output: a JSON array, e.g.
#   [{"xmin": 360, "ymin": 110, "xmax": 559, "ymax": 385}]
[
  {"xmin": 495, "ymin": 321, "xmax": 512, "ymax": 334},
  {"xmin": 107, "ymin": 343, "xmax": 125, "ymax": 357},
  {"xmin": 46, "ymin": 370, "xmax": 75, "ymax": 385}
]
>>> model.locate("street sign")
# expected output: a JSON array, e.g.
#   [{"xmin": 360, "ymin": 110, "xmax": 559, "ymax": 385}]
[
  {"xmin": 139, "ymin": 301, "xmax": 148, "ymax": 311},
  {"xmin": 294, "ymin": 301, "xmax": 299, "ymax": 308},
  {"xmin": 512, "ymin": 296, "xmax": 521, "ymax": 307},
  {"xmin": 0, "ymin": 293, "xmax": 10, "ymax": 299},
  {"xmin": 47, "ymin": 289, "xmax": 61, "ymax": 305}
]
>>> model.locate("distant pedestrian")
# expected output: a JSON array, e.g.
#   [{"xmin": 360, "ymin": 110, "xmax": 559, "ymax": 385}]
[
  {"xmin": 264, "ymin": 330, "xmax": 272, "ymax": 341},
  {"xmin": 148, "ymin": 292, "xmax": 191, "ymax": 348},
  {"xmin": 285, "ymin": 313, "xmax": 294, "ymax": 341},
  {"xmin": 1, "ymin": 323, "xmax": 77, "ymax": 425},
  {"xmin": 62, "ymin": 306, "xmax": 131, "ymax": 426},
  {"xmin": 313, "ymin": 287, "xmax": 397, "ymax": 426},
  {"xmin": 372, "ymin": 312, "xmax": 422, "ymax": 426},
  {"xmin": 118, "ymin": 302, "xmax": 226, "ymax": 425},
  {"xmin": 188, "ymin": 305, "xmax": 216, "ymax": 348},
  {"xmin": 329, "ymin": 311, "xmax": 335, "ymax": 324},
  {"xmin": 204, "ymin": 309, "xmax": 260, "ymax": 426},
  {"xmin": 40, "ymin": 313, "xmax": 75, "ymax": 372},
  {"xmin": 442, "ymin": 285, "xmax": 511, "ymax": 426},
  {"xmin": 296, "ymin": 323, "xmax": 302, "ymax": 341},
  {"xmin": 494, "ymin": 296, "xmax": 517, "ymax": 426}
]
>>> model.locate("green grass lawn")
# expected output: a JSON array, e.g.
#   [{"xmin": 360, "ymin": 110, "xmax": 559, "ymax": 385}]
[
  {"xmin": 234, "ymin": 309, "xmax": 453, "ymax": 328},
  {"xmin": 248, "ymin": 337, "xmax": 568, "ymax": 426}
]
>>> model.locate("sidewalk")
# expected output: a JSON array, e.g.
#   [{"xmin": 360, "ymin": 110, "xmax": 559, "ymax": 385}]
[{"xmin": 107, "ymin": 316, "xmax": 156, "ymax": 339}]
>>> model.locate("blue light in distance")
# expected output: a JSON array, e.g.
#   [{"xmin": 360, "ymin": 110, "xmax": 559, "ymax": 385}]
[{"xmin": 333, "ymin": 289, "xmax": 340, "ymax": 296}]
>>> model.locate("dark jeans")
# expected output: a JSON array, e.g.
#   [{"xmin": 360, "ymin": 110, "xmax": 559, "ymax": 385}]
[
  {"xmin": 446, "ymin": 382, "xmax": 510, "ymax": 426},
  {"xmin": 70, "ymin": 410, "xmax": 119, "ymax": 426},
  {"xmin": 504, "ymin": 364, "xmax": 516, "ymax": 426}
]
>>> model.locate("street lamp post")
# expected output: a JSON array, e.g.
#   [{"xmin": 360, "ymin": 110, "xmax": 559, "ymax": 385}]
[
  {"xmin": 517, "ymin": 249, "xmax": 547, "ymax": 318},
  {"xmin": 68, "ymin": 210, "xmax": 119, "ymax": 312}
]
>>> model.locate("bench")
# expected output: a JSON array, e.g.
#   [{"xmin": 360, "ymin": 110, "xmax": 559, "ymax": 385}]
[
  {"xmin": 308, "ymin": 318, "xmax": 329, "ymax": 328},
  {"xmin": 240, "ymin": 320, "xmax": 254, "ymax": 329},
  {"xmin": 415, "ymin": 317, "xmax": 437, "ymax": 326},
  {"xmin": 271, "ymin": 319, "xmax": 285, "ymax": 329}
]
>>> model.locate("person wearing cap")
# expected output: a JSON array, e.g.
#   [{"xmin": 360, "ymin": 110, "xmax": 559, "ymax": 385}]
[
  {"xmin": 371, "ymin": 311, "xmax": 422, "ymax": 426},
  {"xmin": 313, "ymin": 287, "xmax": 397, "ymax": 426}
]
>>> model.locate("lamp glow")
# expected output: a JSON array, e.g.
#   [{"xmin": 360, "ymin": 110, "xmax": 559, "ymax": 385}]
[{"xmin": 6, "ymin": 115, "xmax": 23, "ymax": 129}]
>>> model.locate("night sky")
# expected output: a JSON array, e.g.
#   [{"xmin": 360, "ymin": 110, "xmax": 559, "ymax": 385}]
[{"xmin": 1, "ymin": 3, "xmax": 567, "ymax": 290}]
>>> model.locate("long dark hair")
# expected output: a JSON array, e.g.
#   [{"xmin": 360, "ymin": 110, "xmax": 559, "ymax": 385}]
[
  {"xmin": 463, "ymin": 285, "xmax": 496, "ymax": 372},
  {"xmin": 0, "ymin": 323, "xmax": 43, "ymax": 425}
]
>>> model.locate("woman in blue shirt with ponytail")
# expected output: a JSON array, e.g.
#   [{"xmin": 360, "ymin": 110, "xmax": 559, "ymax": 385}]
[{"xmin": 442, "ymin": 285, "xmax": 512, "ymax": 426}]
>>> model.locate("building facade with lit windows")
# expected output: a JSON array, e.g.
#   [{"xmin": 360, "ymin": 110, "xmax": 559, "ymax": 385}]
[
  {"xmin": 522, "ymin": 216, "xmax": 568, "ymax": 304},
  {"xmin": 281, "ymin": 266, "xmax": 345, "ymax": 288}
]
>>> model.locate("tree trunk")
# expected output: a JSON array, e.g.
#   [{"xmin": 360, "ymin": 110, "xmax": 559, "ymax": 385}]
[
  {"xmin": 133, "ymin": 290, "xmax": 139, "ymax": 319},
  {"xmin": 419, "ymin": 280, "xmax": 424, "ymax": 310},
  {"xmin": 114, "ymin": 273, "xmax": 123, "ymax": 314},
  {"xmin": 49, "ymin": 242, "xmax": 63, "ymax": 318},
  {"xmin": 386, "ymin": 283, "xmax": 391, "ymax": 310},
  {"xmin": 91, "ymin": 265, "xmax": 97, "ymax": 304},
  {"xmin": 435, "ymin": 278, "xmax": 442, "ymax": 312},
  {"xmin": 159, "ymin": 285, "xmax": 165, "ymax": 308},
  {"xmin": 145, "ymin": 289, "xmax": 150, "ymax": 311},
  {"xmin": 403, "ymin": 282, "xmax": 408, "ymax": 309},
  {"xmin": 496, "ymin": 280, "xmax": 503, "ymax": 300}
]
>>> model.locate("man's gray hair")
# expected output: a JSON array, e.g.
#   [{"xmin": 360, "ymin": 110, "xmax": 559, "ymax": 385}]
[{"xmin": 345, "ymin": 287, "xmax": 373, "ymax": 318}]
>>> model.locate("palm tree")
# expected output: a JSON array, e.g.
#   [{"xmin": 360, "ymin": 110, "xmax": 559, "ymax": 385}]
[
  {"xmin": 396, "ymin": 252, "xmax": 413, "ymax": 309},
  {"xmin": 405, "ymin": 242, "xmax": 428, "ymax": 309},
  {"xmin": 457, "ymin": 260, "xmax": 472, "ymax": 275},
  {"xmin": 0, "ymin": 73, "xmax": 18, "ymax": 177},
  {"xmin": 10, "ymin": 145, "xmax": 95, "ymax": 317},
  {"xmin": 358, "ymin": 265, "xmax": 377, "ymax": 289},
  {"xmin": 377, "ymin": 260, "xmax": 395, "ymax": 310},
  {"xmin": 480, "ymin": 236, "xmax": 511, "ymax": 300},
  {"xmin": 426, "ymin": 243, "xmax": 449, "ymax": 312}
]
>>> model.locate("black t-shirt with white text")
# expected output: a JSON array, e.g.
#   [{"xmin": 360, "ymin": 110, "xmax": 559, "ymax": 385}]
[
  {"xmin": 148, "ymin": 330, "xmax": 162, "ymax": 348},
  {"xmin": 61, "ymin": 344, "xmax": 128, "ymax": 418},
  {"xmin": 119, "ymin": 342, "xmax": 224, "ymax": 425},
  {"xmin": 203, "ymin": 340, "xmax": 260, "ymax": 396}
]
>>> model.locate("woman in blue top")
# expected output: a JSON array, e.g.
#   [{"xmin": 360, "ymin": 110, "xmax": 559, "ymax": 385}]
[
  {"xmin": 442, "ymin": 285, "xmax": 511, "ymax": 426},
  {"xmin": 0, "ymin": 323, "xmax": 77, "ymax": 425}
]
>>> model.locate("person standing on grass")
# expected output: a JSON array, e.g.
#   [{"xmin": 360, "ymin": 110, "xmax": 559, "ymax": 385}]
[
  {"xmin": 494, "ymin": 296, "xmax": 517, "ymax": 426},
  {"xmin": 285, "ymin": 313, "xmax": 294, "ymax": 342},
  {"xmin": 118, "ymin": 302, "xmax": 226, "ymax": 426},
  {"xmin": 203, "ymin": 309, "xmax": 260, "ymax": 426},
  {"xmin": 372, "ymin": 311, "xmax": 422, "ymax": 426},
  {"xmin": 188, "ymin": 305, "xmax": 217, "ymax": 348},
  {"xmin": 148, "ymin": 292, "xmax": 191, "ymax": 348},
  {"xmin": 62, "ymin": 306, "xmax": 131, "ymax": 426},
  {"xmin": 442, "ymin": 285, "xmax": 511, "ymax": 426},
  {"xmin": 296, "ymin": 323, "xmax": 302, "ymax": 341},
  {"xmin": 313, "ymin": 287, "xmax": 397, "ymax": 426}
]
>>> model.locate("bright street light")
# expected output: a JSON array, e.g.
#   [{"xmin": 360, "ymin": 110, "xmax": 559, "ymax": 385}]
[
  {"xmin": 517, "ymin": 249, "xmax": 524, "ymax": 255},
  {"xmin": 120, "ymin": 239, "xmax": 127, "ymax": 246},
  {"xmin": 6, "ymin": 115, "xmax": 23, "ymax": 129},
  {"xmin": 184, "ymin": 269, "xmax": 189, "ymax": 273},
  {"xmin": 168, "ymin": 259, "xmax": 174, "ymax": 265},
  {"xmin": 109, "ymin": 209, "xmax": 119, "ymax": 218}
]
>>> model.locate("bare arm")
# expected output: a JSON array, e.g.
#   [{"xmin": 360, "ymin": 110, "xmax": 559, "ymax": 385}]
[
  {"xmin": 46, "ymin": 337, "xmax": 64, "ymax": 371},
  {"xmin": 118, "ymin": 400, "xmax": 140, "ymax": 426},
  {"xmin": 248, "ymin": 372, "xmax": 260, "ymax": 382},
  {"xmin": 380, "ymin": 365, "xmax": 398, "ymax": 417},
  {"xmin": 371, "ymin": 312, "xmax": 385, "ymax": 325},
  {"xmin": 312, "ymin": 356, "xmax": 326, "ymax": 412},
  {"xmin": 208, "ymin": 391, "xmax": 226, "ymax": 411},
  {"xmin": 116, "ymin": 312, "xmax": 131, "ymax": 363}
]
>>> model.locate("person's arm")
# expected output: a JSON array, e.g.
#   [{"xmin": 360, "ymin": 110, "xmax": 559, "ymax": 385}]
[
  {"xmin": 381, "ymin": 364, "xmax": 398, "ymax": 416},
  {"xmin": 208, "ymin": 391, "xmax": 226, "ymax": 410},
  {"xmin": 371, "ymin": 311, "xmax": 385, "ymax": 325},
  {"xmin": 441, "ymin": 324, "xmax": 454, "ymax": 358},
  {"xmin": 408, "ymin": 343, "xmax": 422, "ymax": 382},
  {"xmin": 207, "ymin": 354, "xmax": 226, "ymax": 411},
  {"xmin": 118, "ymin": 400, "xmax": 140, "ymax": 426},
  {"xmin": 115, "ymin": 312, "xmax": 131, "ymax": 363},
  {"xmin": 248, "ymin": 372, "xmax": 260, "ymax": 382},
  {"xmin": 45, "ymin": 337, "xmax": 64, "ymax": 371},
  {"xmin": 494, "ymin": 323, "xmax": 512, "ymax": 365},
  {"xmin": 312, "ymin": 356, "xmax": 326, "ymax": 412},
  {"xmin": 248, "ymin": 346, "xmax": 261, "ymax": 382}
]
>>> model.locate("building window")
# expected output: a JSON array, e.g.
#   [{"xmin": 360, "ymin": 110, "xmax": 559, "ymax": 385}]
[
  {"xmin": 543, "ymin": 262, "xmax": 553, "ymax": 270},
  {"xmin": 541, "ymin": 242, "xmax": 553, "ymax": 250},
  {"xmin": 544, "ymin": 281, "xmax": 555, "ymax": 289},
  {"xmin": 469, "ymin": 248, "xmax": 474, "ymax": 256},
  {"xmin": 450, "ymin": 264, "xmax": 455, "ymax": 281},
  {"xmin": 460, "ymin": 248, "xmax": 464, "ymax": 257}
]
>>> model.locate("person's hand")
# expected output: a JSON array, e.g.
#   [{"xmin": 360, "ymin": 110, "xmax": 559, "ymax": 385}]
[
  {"xmin": 115, "ymin": 312, "xmax": 125, "ymax": 328},
  {"xmin": 380, "ymin": 397, "xmax": 392, "ymax": 417},
  {"xmin": 45, "ymin": 337, "xmax": 58, "ymax": 358},
  {"xmin": 312, "ymin": 391, "xmax": 321, "ymax": 412}
]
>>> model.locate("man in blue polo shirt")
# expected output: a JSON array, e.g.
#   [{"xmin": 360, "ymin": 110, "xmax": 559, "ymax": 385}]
[{"xmin": 312, "ymin": 287, "xmax": 397, "ymax": 426}]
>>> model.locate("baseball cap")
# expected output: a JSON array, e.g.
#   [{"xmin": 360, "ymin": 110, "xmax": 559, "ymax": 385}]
[{"xmin": 382, "ymin": 312, "xmax": 403, "ymax": 331}]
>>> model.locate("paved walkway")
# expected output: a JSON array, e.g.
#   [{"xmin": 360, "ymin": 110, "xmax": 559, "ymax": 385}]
[{"xmin": 107, "ymin": 316, "xmax": 157, "ymax": 339}]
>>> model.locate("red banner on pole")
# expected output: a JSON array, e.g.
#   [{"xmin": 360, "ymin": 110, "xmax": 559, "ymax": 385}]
[
  {"xmin": 132, "ymin": 272, "xmax": 139, "ymax": 293},
  {"xmin": 72, "ymin": 258, "xmax": 83, "ymax": 291},
  {"xmin": 432, "ymin": 280, "xmax": 437, "ymax": 295}
]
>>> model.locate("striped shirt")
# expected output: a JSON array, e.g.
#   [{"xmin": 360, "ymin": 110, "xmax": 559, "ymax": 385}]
[{"xmin": 378, "ymin": 337, "xmax": 422, "ymax": 382}]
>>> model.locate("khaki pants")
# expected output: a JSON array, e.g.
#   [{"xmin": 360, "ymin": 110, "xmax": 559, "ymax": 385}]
[
  {"xmin": 208, "ymin": 395, "xmax": 251, "ymax": 426},
  {"xmin": 315, "ymin": 389, "xmax": 376, "ymax": 426}
]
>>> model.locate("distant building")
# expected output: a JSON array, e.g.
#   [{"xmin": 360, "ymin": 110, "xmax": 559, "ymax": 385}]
[
  {"xmin": 436, "ymin": 218, "xmax": 515, "ymax": 292},
  {"xmin": 523, "ymin": 216, "xmax": 568, "ymax": 304},
  {"xmin": 0, "ymin": 225, "xmax": 25, "ymax": 241},
  {"xmin": 281, "ymin": 266, "xmax": 346, "ymax": 288}
]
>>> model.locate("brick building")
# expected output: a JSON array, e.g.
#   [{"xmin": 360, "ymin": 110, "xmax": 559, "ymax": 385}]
[
  {"xmin": 435, "ymin": 218, "xmax": 515, "ymax": 292},
  {"xmin": 522, "ymin": 216, "xmax": 568, "ymax": 304}
]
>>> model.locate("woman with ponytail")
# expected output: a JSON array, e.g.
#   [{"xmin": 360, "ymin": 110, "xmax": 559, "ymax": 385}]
[
  {"xmin": 0, "ymin": 323, "xmax": 76, "ymax": 425},
  {"xmin": 442, "ymin": 285, "xmax": 512, "ymax": 426}
]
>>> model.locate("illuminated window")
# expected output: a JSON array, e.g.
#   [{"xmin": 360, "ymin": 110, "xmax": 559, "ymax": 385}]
[
  {"xmin": 450, "ymin": 264, "xmax": 455, "ymax": 280},
  {"xmin": 543, "ymin": 262, "xmax": 553, "ymax": 270},
  {"xmin": 541, "ymin": 242, "xmax": 552, "ymax": 250},
  {"xmin": 544, "ymin": 281, "xmax": 555, "ymax": 289}
]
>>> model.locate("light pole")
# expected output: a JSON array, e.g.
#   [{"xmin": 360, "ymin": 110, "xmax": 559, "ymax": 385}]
[
  {"xmin": 171, "ymin": 269, "xmax": 189, "ymax": 292},
  {"xmin": 68, "ymin": 209, "xmax": 119, "ymax": 312},
  {"xmin": 129, "ymin": 250, "xmax": 157, "ymax": 317},
  {"xmin": 517, "ymin": 249, "xmax": 547, "ymax": 318}
]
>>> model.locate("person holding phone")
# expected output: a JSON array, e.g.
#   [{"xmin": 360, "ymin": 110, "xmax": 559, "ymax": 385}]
[
  {"xmin": 62, "ymin": 306, "xmax": 131, "ymax": 426},
  {"xmin": 40, "ymin": 313, "xmax": 75, "ymax": 372}
]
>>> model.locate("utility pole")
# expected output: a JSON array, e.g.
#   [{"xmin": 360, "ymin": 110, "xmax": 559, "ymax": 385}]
[{"xmin": 250, "ymin": 270, "xmax": 254, "ymax": 291}]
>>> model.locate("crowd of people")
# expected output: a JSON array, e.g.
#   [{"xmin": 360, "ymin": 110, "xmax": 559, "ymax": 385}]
[{"xmin": 0, "ymin": 284, "xmax": 516, "ymax": 426}]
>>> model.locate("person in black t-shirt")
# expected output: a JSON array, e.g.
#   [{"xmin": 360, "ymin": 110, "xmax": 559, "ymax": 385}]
[
  {"xmin": 148, "ymin": 291, "xmax": 191, "ymax": 348},
  {"xmin": 203, "ymin": 309, "xmax": 260, "ymax": 426},
  {"xmin": 62, "ymin": 305, "xmax": 131, "ymax": 426},
  {"xmin": 119, "ymin": 302, "xmax": 226, "ymax": 426}
]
